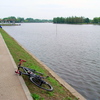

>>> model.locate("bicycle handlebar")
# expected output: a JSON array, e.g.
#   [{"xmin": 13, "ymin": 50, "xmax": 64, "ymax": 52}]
[{"xmin": 18, "ymin": 59, "xmax": 26, "ymax": 66}]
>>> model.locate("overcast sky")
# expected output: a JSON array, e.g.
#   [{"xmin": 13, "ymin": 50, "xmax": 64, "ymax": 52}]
[{"xmin": 0, "ymin": 0, "xmax": 100, "ymax": 19}]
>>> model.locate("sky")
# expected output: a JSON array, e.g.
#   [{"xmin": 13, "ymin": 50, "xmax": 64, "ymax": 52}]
[{"xmin": 0, "ymin": 0, "xmax": 100, "ymax": 19}]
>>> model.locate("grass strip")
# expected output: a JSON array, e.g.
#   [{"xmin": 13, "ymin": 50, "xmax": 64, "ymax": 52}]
[{"xmin": 0, "ymin": 28, "xmax": 78, "ymax": 100}]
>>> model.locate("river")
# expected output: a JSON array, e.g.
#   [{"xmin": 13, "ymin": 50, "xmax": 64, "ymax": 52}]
[{"xmin": 3, "ymin": 23, "xmax": 100, "ymax": 100}]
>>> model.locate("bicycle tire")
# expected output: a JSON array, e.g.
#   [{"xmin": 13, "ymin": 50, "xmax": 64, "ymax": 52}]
[{"xmin": 30, "ymin": 77, "xmax": 53, "ymax": 91}]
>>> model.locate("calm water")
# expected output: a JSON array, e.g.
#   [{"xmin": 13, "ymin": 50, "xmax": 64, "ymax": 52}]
[{"xmin": 3, "ymin": 23, "xmax": 100, "ymax": 100}]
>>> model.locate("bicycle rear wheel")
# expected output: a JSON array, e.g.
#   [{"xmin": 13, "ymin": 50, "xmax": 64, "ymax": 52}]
[{"xmin": 30, "ymin": 77, "xmax": 53, "ymax": 91}]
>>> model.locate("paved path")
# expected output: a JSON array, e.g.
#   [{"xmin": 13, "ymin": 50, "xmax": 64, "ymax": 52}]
[{"xmin": 0, "ymin": 33, "xmax": 33, "ymax": 100}]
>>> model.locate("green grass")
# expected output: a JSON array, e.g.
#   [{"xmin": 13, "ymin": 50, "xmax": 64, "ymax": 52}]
[
  {"xmin": 31, "ymin": 93, "xmax": 44, "ymax": 100},
  {"xmin": 0, "ymin": 28, "xmax": 78, "ymax": 100}
]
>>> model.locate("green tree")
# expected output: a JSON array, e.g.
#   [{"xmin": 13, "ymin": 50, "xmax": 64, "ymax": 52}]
[
  {"xmin": 25, "ymin": 18, "xmax": 34, "ymax": 22},
  {"xmin": 84, "ymin": 18, "xmax": 90, "ymax": 23},
  {"xmin": 16, "ymin": 17, "xmax": 24, "ymax": 23},
  {"xmin": 2, "ymin": 16, "xmax": 16, "ymax": 23},
  {"xmin": 53, "ymin": 18, "xmax": 57, "ymax": 23},
  {"xmin": 93, "ymin": 17, "xmax": 98, "ymax": 23},
  {"xmin": 53, "ymin": 16, "xmax": 90, "ymax": 24}
]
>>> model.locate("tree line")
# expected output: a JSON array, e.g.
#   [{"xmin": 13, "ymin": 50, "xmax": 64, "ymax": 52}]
[
  {"xmin": 53, "ymin": 16, "xmax": 100, "ymax": 24},
  {"xmin": 0, "ymin": 16, "xmax": 52, "ymax": 23},
  {"xmin": 0, "ymin": 16, "xmax": 100, "ymax": 24}
]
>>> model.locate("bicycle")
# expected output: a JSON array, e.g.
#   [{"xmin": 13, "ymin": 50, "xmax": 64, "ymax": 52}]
[{"xmin": 15, "ymin": 59, "xmax": 53, "ymax": 91}]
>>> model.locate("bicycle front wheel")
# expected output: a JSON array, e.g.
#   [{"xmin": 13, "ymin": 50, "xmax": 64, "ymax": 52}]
[{"xmin": 30, "ymin": 77, "xmax": 53, "ymax": 91}]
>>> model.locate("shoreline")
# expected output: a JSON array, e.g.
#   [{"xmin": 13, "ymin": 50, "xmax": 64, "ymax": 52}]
[{"xmin": 0, "ymin": 24, "xmax": 21, "ymax": 26}]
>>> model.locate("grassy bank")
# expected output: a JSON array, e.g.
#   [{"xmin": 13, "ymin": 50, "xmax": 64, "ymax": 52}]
[{"xmin": 0, "ymin": 28, "xmax": 78, "ymax": 100}]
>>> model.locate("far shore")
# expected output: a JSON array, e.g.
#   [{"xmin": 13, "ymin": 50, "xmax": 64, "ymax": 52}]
[{"xmin": 0, "ymin": 23, "xmax": 21, "ymax": 26}]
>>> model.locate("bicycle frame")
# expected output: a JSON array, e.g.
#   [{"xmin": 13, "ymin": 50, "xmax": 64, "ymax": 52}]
[
  {"xmin": 16, "ymin": 59, "xmax": 43, "ymax": 77},
  {"xmin": 15, "ymin": 59, "xmax": 26, "ymax": 74}
]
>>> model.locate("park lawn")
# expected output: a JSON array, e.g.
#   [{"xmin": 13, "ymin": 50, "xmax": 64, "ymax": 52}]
[{"xmin": 0, "ymin": 28, "xmax": 78, "ymax": 100}]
